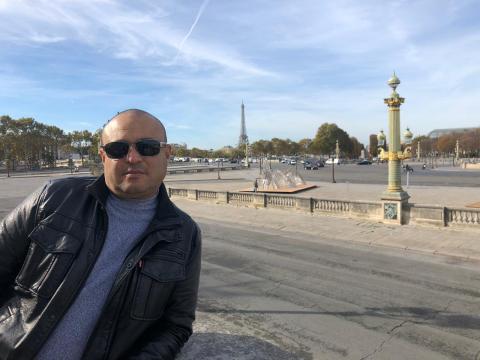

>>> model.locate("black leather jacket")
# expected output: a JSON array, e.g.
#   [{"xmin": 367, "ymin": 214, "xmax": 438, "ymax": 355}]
[{"xmin": 0, "ymin": 176, "xmax": 201, "ymax": 360}]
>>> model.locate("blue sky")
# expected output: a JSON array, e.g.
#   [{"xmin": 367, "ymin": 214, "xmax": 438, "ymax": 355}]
[{"xmin": 0, "ymin": 0, "xmax": 479, "ymax": 149}]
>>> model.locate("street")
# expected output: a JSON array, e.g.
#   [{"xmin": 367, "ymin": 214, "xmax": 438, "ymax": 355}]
[
  {"xmin": 182, "ymin": 217, "xmax": 480, "ymax": 359},
  {"xmin": 272, "ymin": 162, "xmax": 480, "ymax": 187}
]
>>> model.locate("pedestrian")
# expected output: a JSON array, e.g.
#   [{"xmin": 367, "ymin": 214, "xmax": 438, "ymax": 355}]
[
  {"xmin": 253, "ymin": 178, "xmax": 258, "ymax": 192},
  {"xmin": 0, "ymin": 109, "xmax": 202, "ymax": 359}
]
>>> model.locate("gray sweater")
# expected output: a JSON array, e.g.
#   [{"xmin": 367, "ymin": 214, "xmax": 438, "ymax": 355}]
[{"xmin": 37, "ymin": 193, "xmax": 157, "ymax": 360}]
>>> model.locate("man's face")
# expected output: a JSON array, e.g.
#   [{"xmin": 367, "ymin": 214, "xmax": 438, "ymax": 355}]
[{"xmin": 99, "ymin": 112, "xmax": 171, "ymax": 199}]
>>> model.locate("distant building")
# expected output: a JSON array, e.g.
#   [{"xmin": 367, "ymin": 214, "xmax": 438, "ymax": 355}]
[
  {"xmin": 220, "ymin": 145, "xmax": 235, "ymax": 155},
  {"xmin": 428, "ymin": 127, "xmax": 479, "ymax": 138},
  {"xmin": 170, "ymin": 143, "xmax": 187, "ymax": 150}
]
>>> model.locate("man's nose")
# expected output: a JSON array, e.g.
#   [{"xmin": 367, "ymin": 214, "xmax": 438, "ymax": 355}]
[{"xmin": 126, "ymin": 144, "xmax": 142, "ymax": 163}]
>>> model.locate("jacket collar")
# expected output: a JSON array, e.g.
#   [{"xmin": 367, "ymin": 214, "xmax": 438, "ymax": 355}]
[{"xmin": 87, "ymin": 175, "xmax": 180, "ymax": 223}]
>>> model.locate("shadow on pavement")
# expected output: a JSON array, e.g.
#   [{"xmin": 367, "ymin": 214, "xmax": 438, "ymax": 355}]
[{"xmin": 178, "ymin": 333, "xmax": 309, "ymax": 360}]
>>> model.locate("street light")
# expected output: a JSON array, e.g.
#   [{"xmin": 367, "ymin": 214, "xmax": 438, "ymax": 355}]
[
  {"xmin": 331, "ymin": 140, "xmax": 339, "ymax": 183},
  {"xmin": 455, "ymin": 139, "xmax": 460, "ymax": 165},
  {"xmin": 5, "ymin": 147, "xmax": 10, "ymax": 178},
  {"xmin": 378, "ymin": 72, "xmax": 412, "ymax": 213},
  {"xmin": 417, "ymin": 140, "xmax": 421, "ymax": 162}
]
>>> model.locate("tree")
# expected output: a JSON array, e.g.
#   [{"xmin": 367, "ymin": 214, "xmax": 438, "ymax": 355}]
[
  {"xmin": 310, "ymin": 123, "xmax": 352, "ymax": 157},
  {"xmin": 298, "ymin": 138, "xmax": 312, "ymax": 155},
  {"xmin": 437, "ymin": 135, "xmax": 456, "ymax": 155},
  {"xmin": 69, "ymin": 130, "xmax": 93, "ymax": 166},
  {"xmin": 349, "ymin": 137, "xmax": 364, "ymax": 158}
]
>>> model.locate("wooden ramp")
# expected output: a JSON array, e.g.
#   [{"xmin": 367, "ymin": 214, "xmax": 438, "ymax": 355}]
[{"xmin": 240, "ymin": 184, "xmax": 317, "ymax": 194}]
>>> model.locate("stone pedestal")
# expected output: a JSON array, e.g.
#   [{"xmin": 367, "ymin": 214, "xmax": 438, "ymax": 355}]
[
  {"xmin": 217, "ymin": 192, "xmax": 228, "ymax": 204},
  {"xmin": 253, "ymin": 193, "xmax": 267, "ymax": 208},
  {"xmin": 187, "ymin": 189, "xmax": 198, "ymax": 200},
  {"xmin": 381, "ymin": 191, "xmax": 409, "ymax": 224}
]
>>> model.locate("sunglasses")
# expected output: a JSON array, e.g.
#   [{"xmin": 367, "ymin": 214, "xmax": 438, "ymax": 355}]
[{"xmin": 102, "ymin": 139, "xmax": 167, "ymax": 159}]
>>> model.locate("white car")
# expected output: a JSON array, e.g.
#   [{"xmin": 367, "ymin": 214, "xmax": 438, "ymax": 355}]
[
  {"xmin": 325, "ymin": 158, "xmax": 341, "ymax": 165},
  {"xmin": 289, "ymin": 159, "xmax": 297, "ymax": 165}
]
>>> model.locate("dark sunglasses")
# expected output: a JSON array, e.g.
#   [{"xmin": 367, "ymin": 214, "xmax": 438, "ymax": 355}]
[{"xmin": 102, "ymin": 139, "xmax": 167, "ymax": 159}]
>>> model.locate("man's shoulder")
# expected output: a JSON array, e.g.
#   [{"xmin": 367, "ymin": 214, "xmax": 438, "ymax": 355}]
[
  {"xmin": 42, "ymin": 176, "xmax": 98, "ymax": 204},
  {"xmin": 46, "ymin": 176, "xmax": 97, "ymax": 192}
]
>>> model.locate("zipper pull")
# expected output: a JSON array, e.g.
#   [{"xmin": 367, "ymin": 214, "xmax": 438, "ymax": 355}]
[{"xmin": 138, "ymin": 259, "xmax": 143, "ymax": 269}]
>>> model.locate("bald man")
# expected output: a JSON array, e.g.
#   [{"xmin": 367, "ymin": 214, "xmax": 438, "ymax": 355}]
[{"xmin": 0, "ymin": 109, "xmax": 201, "ymax": 360}]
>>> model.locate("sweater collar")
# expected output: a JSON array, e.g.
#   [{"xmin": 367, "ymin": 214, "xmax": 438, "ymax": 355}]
[{"xmin": 87, "ymin": 175, "xmax": 179, "ymax": 222}]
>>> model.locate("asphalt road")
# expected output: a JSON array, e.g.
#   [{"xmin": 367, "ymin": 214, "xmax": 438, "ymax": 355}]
[
  {"xmin": 192, "ymin": 218, "xmax": 480, "ymax": 360},
  {"xmin": 272, "ymin": 162, "xmax": 480, "ymax": 187}
]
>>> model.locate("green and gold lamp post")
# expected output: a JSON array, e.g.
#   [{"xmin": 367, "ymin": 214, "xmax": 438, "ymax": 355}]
[{"xmin": 378, "ymin": 73, "xmax": 413, "ymax": 223}]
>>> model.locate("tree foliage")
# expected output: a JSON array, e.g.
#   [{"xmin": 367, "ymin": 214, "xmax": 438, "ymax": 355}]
[
  {"xmin": 0, "ymin": 115, "xmax": 93, "ymax": 170},
  {"xmin": 310, "ymin": 123, "xmax": 357, "ymax": 157}
]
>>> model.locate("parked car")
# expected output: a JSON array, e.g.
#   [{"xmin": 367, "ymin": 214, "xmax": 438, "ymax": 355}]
[
  {"xmin": 357, "ymin": 159, "xmax": 372, "ymax": 165},
  {"xmin": 304, "ymin": 160, "xmax": 324, "ymax": 170},
  {"xmin": 289, "ymin": 159, "xmax": 297, "ymax": 165}
]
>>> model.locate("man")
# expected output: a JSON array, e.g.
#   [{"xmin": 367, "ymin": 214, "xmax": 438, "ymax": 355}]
[{"xmin": 0, "ymin": 109, "xmax": 201, "ymax": 359}]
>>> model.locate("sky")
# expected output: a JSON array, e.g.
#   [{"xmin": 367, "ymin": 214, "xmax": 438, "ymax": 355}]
[{"xmin": 0, "ymin": 0, "xmax": 479, "ymax": 149}]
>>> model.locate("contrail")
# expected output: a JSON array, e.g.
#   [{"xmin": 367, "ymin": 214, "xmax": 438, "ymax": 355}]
[{"xmin": 175, "ymin": 0, "xmax": 210, "ymax": 59}]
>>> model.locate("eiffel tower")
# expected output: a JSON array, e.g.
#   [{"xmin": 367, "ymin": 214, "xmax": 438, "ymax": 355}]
[{"xmin": 238, "ymin": 101, "xmax": 248, "ymax": 148}]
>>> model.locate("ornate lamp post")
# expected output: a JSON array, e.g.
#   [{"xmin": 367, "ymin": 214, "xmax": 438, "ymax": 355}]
[
  {"xmin": 5, "ymin": 147, "xmax": 10, "ymax": 178},
  {"xmin": 331, "ymin": 140, "xmax": 339, "ymax": 183},
  {"xmin": 377, "ymin": 130, "xmax": 386, "ymax": 162},
  {"xmin": 455, "ymin": 139, "xmax": 460, "ymax": 164},
  {"xmin": 377, "ymin": 73, "xmax": 413, "ymax": 223}
]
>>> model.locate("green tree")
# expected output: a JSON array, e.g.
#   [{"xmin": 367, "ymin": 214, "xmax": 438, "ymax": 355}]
[
  {"xmin": 349, "ymin": 137, "xmax": 364, "ymax": 158},
  {"xmin": 69, "ymin": 130, "xmax": 93, "ymax": 166},
  {"xmin": 298, "ymin": 138, "xmax": 312, "ymax": 155},
  {"xmin": 311, "ymin": 123, "xmax": 352, "ymax": 157}
]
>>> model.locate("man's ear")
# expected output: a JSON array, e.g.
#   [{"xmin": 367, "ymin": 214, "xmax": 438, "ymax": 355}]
[
  {"xmin": 99, "ymin": 147, "xmax": 106, "ymax": 163},
  {"xmin": 164, "ymin": 144, "xmax": 172, "ymax": 160}
]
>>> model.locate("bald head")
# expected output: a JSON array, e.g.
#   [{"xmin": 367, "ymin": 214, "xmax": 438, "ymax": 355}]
[
  {"xmin": 101, "ymin": 109, "xmax": 167, "ymax": 145},
  {"xmin": 99, "ymin": 108, "xmax": 172, "ymax": 199}
]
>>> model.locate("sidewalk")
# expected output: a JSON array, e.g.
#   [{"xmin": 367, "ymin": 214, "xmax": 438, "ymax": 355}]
[
  {"xmin": 164, "ymin": 168, "xmax": 480, "ymax": 262},
  {"xmin": 172, "ymin": 196, "xmax": 480, "ymax": 262},
  {"xmin": 164, "ymin": 169, "xmax": 480, "ymax": 208}
]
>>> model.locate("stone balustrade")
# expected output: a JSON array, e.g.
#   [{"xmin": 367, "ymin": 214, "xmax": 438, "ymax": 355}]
[{"xmin": 168, "ymin": 187, "xmax": 480, "ymax": 228}]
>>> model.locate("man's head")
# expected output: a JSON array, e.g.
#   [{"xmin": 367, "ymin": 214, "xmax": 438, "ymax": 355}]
[{"xmin": 99, "ymin": 109, "xmax": 171, "ymax": 199}]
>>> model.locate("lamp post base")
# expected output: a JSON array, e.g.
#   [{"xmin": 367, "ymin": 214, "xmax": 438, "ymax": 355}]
[
  {"xmin": 381, "ymin": 190, "xmax": 410, "ymax": 202},
  {"xmin": 381, "ymin": 191, "xmax": 409, "ymax": 225}
]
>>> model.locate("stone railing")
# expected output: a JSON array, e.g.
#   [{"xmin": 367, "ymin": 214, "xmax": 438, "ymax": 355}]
[
  {"xmin": 267, "ymin": 195, "xmax": 296, "ymax": 208},
  {"xmin": 198, "ymin": 190, "xmax": 218, "ymax": 200},
  {"xmin": 445, "ymin": 207, "xmax": 480, "ymax": 226},
  {"xmin": 228, "ymin": 192, "xmax": 254, "ymax": 204},
  {"xmin": 169, "ymin": 188, "xmax": 188, "ymax": 197},
  {"xmin": 313, "ymin": 199, "xmax": 350, "ymax": 213},
  {"xmin": 168, "ymin": 187, "xmax": 480, "ymax": 228}
]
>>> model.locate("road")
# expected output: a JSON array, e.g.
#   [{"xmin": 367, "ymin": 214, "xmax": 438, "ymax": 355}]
[
  {"xmin": 184, "ymin": 218, "xmax": 480, "ymax": 360},
  {"xmin": 271, "ymin": 162, "xmax": 480, "ymax": 187}
]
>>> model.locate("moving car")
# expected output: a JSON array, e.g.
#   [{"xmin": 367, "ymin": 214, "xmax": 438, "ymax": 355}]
[{"xmin": 357, "ymin": 159, "xmax": 372, "ymax": 165}]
